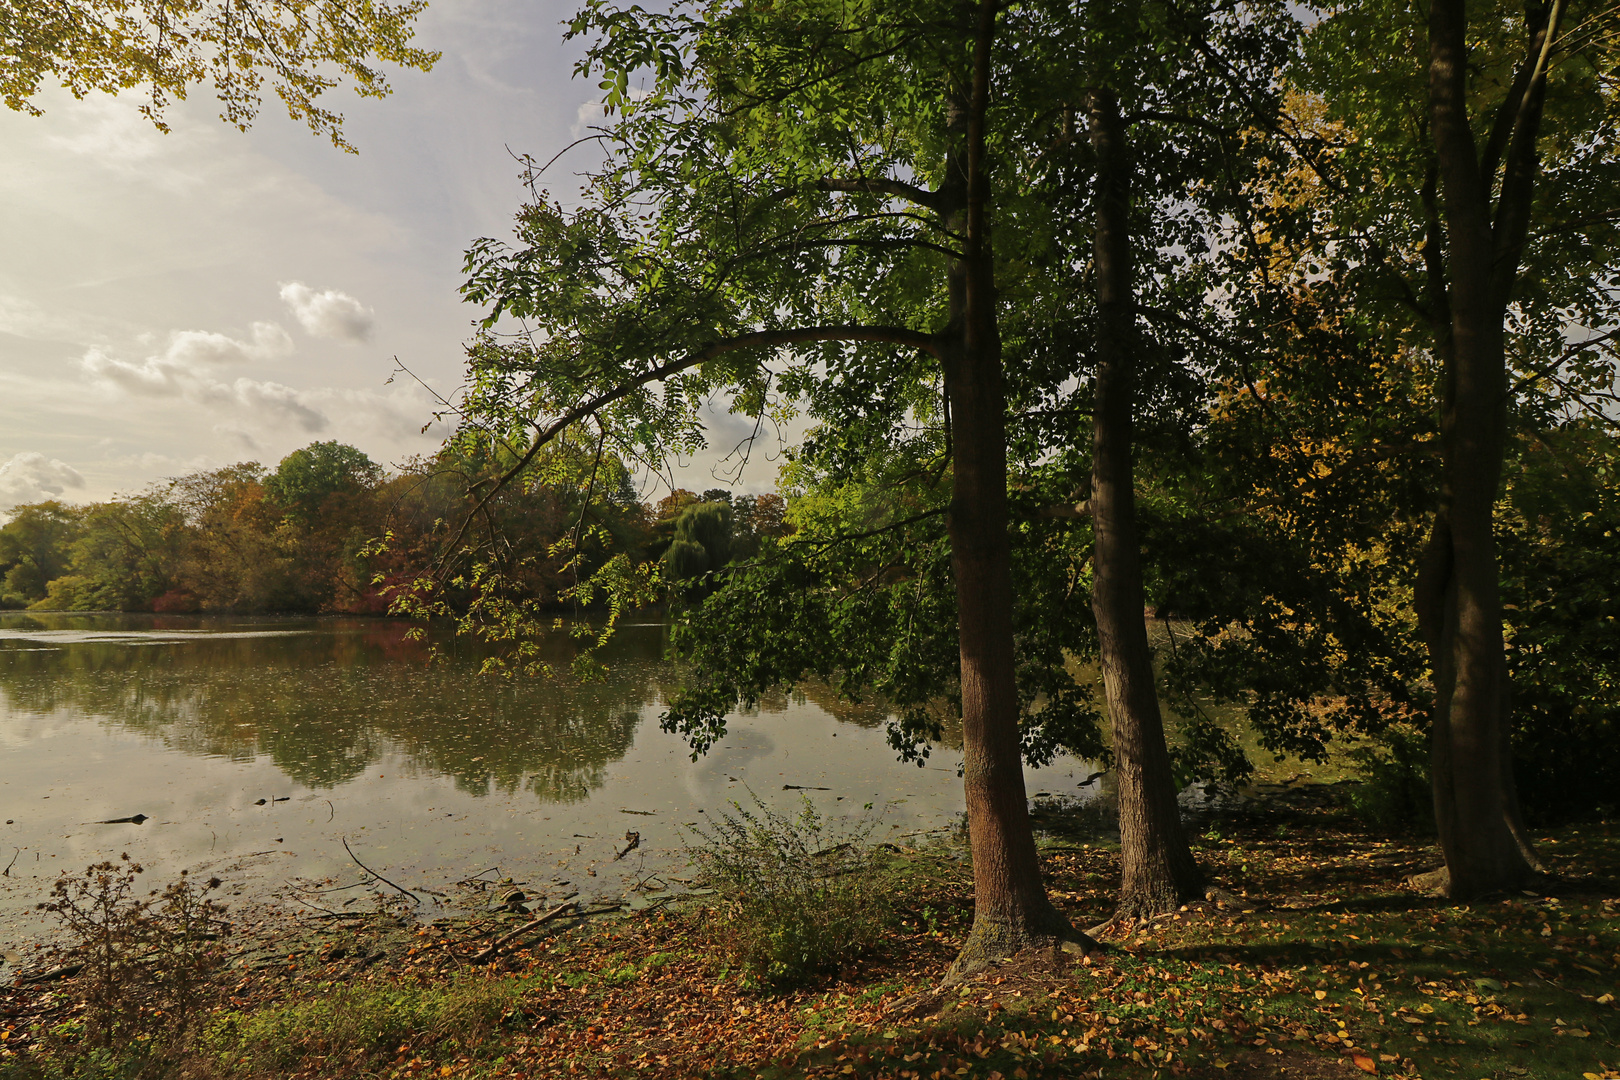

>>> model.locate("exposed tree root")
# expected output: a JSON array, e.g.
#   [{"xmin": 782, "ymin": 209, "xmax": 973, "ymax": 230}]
[{"xmin": 941, "ymin": 908, "xmax": 1100, "ymax": 987}]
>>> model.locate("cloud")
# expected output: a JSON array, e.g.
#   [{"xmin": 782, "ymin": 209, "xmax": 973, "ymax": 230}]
[
  {"xmin": 82, "ymin": 322, "xmax": 293, "ymax": 396},
  {"xmin": 214, "ymin": 378, "xmax": 329, "ymax": 432},
  {"xmin": 82, "ymin": 322, "xmax": 327, "ymax": 433},
  {"xmin": 279, "ymin": 282, "xmax": 375, "ymax": 343},
  {"xmin": 0, "ymin": 452, "xmax": 86, "ymax": 508}
]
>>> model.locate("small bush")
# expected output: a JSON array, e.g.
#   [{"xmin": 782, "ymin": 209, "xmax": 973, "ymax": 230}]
[
  {"xmin": 686, "ymin": 793, "xmax": 888, "ymax": 987},
  {"xmin": 1348, "ymin": 726, "xmax": 1434, "ymax": 834},
  {"xmin": 203, "ymin": 973, "xmax": 533, "ymax": 1073},
  {"xmin": 36, "ymin": 858, "xmax": 230, "ymax": 1055}
]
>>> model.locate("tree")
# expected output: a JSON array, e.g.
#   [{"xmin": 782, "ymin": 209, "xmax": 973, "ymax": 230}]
[
  {"xmin": 1417, "ymin": 0, "xmax": 1559, "ymax": 896},
  {"xmin": 0, "ymin": 501, "xmax": 84, "ymax": 607},
  {"xmin": 454, "ymin": 0, "xmax": 1096, "ymax": 972},
  {"xmin": 2, "ymin": 0, "xmax": 437, "ymax": 150},
  {"xmin": 665, "ymin": 500, "xmax": 732, "ymax": 581},
  {"xmin": 1085, "ymin": 85, "xmax": 1204, "ymax": 916},
  {"xmin": 41, "ymin": 493, "xmax": 184, "ymax": 611},
  {"xmin": 266, "ymin": 441, "xmax": 382, "ymax": 525},
  {"xmin": 1271, "ymin": 0, "xmax": 1620, "ymax": 894}
]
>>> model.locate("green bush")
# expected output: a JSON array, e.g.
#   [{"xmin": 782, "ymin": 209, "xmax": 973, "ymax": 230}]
[
  {"xmin": 687, "ymin": 793, "xmax": 888, "ymax": 987},
  {"xmin": 1348, "ymin": 725, "xmax": 1434, "ymax": 834}
]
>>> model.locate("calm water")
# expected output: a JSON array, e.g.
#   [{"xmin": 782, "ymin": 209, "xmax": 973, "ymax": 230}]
[{"xmin": 0, "ymin": 613, "xmax": 1093, "ymax": 958}]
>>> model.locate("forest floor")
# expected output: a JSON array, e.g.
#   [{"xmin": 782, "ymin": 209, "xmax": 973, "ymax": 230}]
[{"xmin": 2, "ymin": 783, "xmax": 1618, "ymax": 1080}]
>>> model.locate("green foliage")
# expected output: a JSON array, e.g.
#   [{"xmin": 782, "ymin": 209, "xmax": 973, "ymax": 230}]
[
  {"xmin": 0, "ymin": 502, "xmax": 82, "ymax": 608},
  {"xmin": 40, "ymin": 496, "xmax": 185, "ymax": 612},
  {"xmin": 664, "ymin": 500, "xmax": 731, "ymax": 580},
  {"xmin": 686, "ymin": 793, "xmax": 888, "ymax": 987},
  {"xmin": 203, "ymin": 972, "xmax": 535, "ymax": 1072},
  {"xmin": 264, "ymin": 441, "xmax": 383, "ymax": 525},
  {"xmin": 1498, "ymin": 425, "xmax": 1620, "ymax": 821},
  {"xmin": 1348, "ymin": 725, "xmax": 1434, "ymax": 834},
  {"xmin": 2, "ymin": 0, "xmax": 439, "ymax": 151}
]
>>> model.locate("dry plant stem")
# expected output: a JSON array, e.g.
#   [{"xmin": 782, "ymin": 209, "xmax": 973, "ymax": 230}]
[
  {"xmin": 343, "ymin": 836, "xmax": 420, "ymax": 904},
  {"xmin": 471, "ymin": 901, "xmax": 578, "ymax": 962}
]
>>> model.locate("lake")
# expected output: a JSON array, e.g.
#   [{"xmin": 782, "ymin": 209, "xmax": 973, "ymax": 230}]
[{"xmin": 0, "ymin": 613, "xmax": 1093, "ymax": 959}]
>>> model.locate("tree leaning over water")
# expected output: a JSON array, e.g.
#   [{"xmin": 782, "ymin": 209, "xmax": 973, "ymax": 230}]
[{"xmin": 453, "ymin": 0, "xmax": 1100, "ymax": 975}]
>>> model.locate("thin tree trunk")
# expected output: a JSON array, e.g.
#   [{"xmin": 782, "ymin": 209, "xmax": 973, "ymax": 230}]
[
  {"xmin": 1421, "ymin": 0, "xmax": 1556, "ymax": 897},
  {"xmin": 942, "ymin": 0, "xmax": 1083, "ymax": 981},
  {"xmin": 1086, "ymin": 87, "xmax": 1203, "ymax": 918}
]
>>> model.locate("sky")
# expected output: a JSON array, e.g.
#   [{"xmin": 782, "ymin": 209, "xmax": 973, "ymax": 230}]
[{"xmin": 0, "ymin": 0, "xmax": 779, "ymax": 512}]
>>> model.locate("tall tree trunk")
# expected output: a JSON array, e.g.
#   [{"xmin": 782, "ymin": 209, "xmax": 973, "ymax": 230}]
[
  {"xmin": 1086, "ymin": 87, "xmax": 1203, "ymax": 918},
  {"xmin": 1420, "ymin": 0, "xmax": 1559, "ymax": 897},
  {"xmin": 942, "ymin": 0, "xmax": 1084, "ymax": 981}
]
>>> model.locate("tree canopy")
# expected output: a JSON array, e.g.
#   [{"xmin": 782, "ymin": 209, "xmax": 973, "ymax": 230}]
[{"xmin": 1, "ymin": 0, "xmax": 438, "ymax": 148}]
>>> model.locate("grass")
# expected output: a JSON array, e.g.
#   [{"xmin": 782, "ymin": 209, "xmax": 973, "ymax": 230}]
[{"xmin": 2, "ymin": 792, "xmax": 1617, "ymax": 1080}]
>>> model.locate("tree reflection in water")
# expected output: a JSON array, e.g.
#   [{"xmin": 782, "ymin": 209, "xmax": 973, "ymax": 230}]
[{"xmin": 0, "ymin": 615, "xmax": 664, "ymax": 802}]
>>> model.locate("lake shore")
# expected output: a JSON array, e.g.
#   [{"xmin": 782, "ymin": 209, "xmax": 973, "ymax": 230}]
[{"xmin": 3, "ymin": 786, "xmax": 1617, "ymax": 1080}]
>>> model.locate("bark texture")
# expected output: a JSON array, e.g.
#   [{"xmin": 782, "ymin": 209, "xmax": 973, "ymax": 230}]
[
  {"xmin": 941, "ymin": 0, "xmax": 1084, "ymax": 981},
  {"xmin": 1419, "ymin": 0, "xmax": 1559, "ymax": 897},
  {"xmin": 1086, "ymin": 88, "xmax": 1202, "ymax": 918}
]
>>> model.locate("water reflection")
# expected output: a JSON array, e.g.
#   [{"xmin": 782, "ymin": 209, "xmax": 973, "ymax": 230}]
[
  {"xmin": 0, "ymin": 615, "xmax": 660, "ymax": 800},
  {"xmin": 1, "ymin": 614, "xmax": 1089, "ymax": 952}
]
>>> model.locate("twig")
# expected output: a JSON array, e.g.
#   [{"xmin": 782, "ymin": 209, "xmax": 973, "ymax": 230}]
[
  {"xmin": 342, "ymin": 837, "xmax": 419, "ymax": 904},
  {"xmin": 326, "ymin": 800, "xmax": 335, "ymax": 822},
  {"xmin": 2, "ymin": 847, "xmax": 17, "ymax": 877},
  {"xmin": 471, "ymin": 901, "xmax": 577, "ymax": 961}
]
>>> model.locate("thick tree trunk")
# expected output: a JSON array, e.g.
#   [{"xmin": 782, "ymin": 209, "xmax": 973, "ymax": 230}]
[
  {"xmin": 941, "ymin": 0, "xmax": 1083, "ymax": 982},
  {"xmin": 1086, "ymin": 88, "xmax": 1202, "ymax": 918},
  {"xmin": 1421, "ymin": 0, "xmax": 1554, "ymax": 897}
]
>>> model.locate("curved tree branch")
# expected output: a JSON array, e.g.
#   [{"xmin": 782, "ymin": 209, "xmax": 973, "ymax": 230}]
[{"xmin": 438, "ymin": 324, "xmax": 942, "ymax": 572}]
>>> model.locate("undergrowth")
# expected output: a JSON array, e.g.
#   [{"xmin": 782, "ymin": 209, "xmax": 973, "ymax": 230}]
[
  {"xmin": 202, "ymin": 972, "xmax": 539, "ymax": 1074},
  {"xmin": 686, "ymin": 792, "xmax": 890, "ymax": 987}
]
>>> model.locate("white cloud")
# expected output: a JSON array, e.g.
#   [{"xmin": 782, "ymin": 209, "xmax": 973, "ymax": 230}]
[
  {"xmin": 0, "ymin": 452, "xmax": 86, "ymax": 508},
  {"xmin": 217, "ymin": 378, "xmax": 329, "ymax": 432},
  {"xmin": 279, "ymin": 282, "xmax": 375, "ymax": 342},
  {"xmin": 82, "ymin": 322, "xmax": 293, "ymax": 396},
  {"xmin": 82, "ymin": 322, "xmax": 327, "ymax": 432}
]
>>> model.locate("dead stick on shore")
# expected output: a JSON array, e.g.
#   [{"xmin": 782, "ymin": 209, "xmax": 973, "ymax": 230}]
[
  {"xmin": 3, "ymin": 847, "xmax": 18, "ymax": 877},
  {"xmin": 471, "ymin": 901, "xmax": 577, "ymax": 962},
  {"xmin": 342, "ymin": 837, "xmax": 419, "ymax": 905}
]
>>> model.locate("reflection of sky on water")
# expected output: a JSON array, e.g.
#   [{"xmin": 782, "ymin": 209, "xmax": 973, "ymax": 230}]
[{"xmin": 0, "ymin": 613, "xmax": 1095, "ymax": 953}]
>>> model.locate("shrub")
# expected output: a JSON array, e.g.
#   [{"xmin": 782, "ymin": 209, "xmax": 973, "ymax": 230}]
[
  {"xmin": 1348, "ymin": 725, "xmax": 1434, "ymax": 834},
  {"xmin": 30, "ymin": 857, "xmax": 230, "ymax": 1075},
  {"xmin": 686, "ymin": 793, "xmax": 888, "ymax": 987}
]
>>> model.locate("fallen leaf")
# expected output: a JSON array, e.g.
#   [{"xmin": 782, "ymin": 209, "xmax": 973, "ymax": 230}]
[{"xmin": 1352, "ymin": 1053, "xmax": 1378, "ymax": 1074}]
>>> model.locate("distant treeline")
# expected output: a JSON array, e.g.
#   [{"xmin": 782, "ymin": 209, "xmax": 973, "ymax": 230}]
[{"xmin": 0, "ymin": 440, "xmax": 788, "ymax": 615}]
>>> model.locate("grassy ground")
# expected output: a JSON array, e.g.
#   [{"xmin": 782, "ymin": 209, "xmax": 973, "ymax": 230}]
[{"xmin": 3, "ymin": 790, "xmax": 1617, "ymax": 1080}]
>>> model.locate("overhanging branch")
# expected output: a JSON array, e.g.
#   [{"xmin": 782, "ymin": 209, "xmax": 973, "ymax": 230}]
[{"xmin": 438, "ymin": 324, "xmax": 943, "ymax": 571}]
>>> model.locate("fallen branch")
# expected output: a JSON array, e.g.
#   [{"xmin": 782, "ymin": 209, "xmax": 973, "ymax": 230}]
[
  {"xmin": 18, "ymin": 964, "xmax": 82, "ymax": 986},
  {"xmin": 470, "ymin": 900, "xmax": 578, "ymax": 962},
  {"xmin": 342, "ymin": 837, "xmax": 419, "ymax": 904}
]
